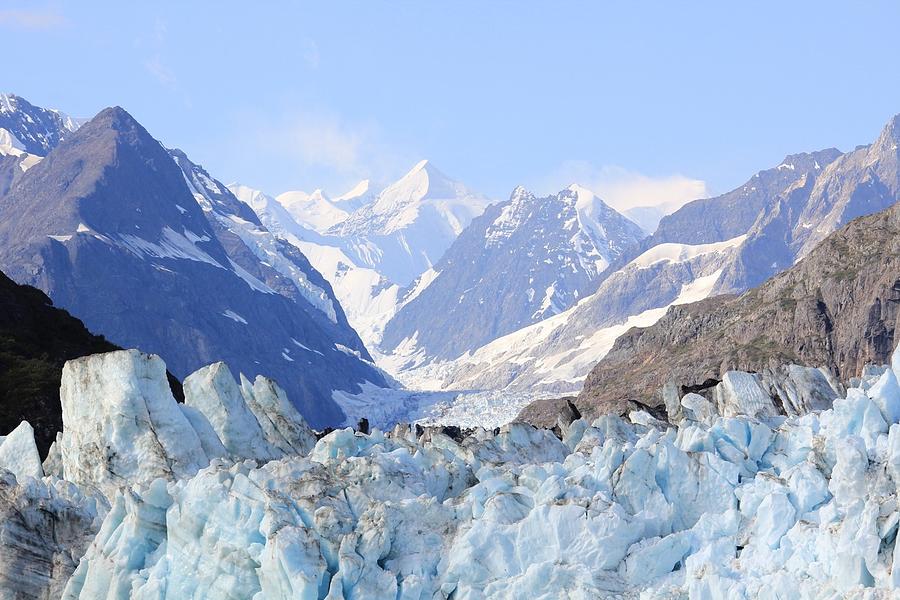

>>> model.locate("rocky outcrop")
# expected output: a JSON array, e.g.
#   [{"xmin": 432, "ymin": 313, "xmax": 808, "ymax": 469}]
[{"xmin": 571, "ymin": 199, "xmax": 900, "ymax": 420}]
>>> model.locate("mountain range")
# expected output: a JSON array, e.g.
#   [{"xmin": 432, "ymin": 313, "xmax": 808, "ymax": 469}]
[
  {"xmin": 0, "ymin": 95, "xmax": 386, "ymax": 428},
  {"xmin": 390, "ymin": 114, "xmax": 900, "ymax": 397},
  {"xmin": 2, "ymin": 90, "xmax": 900, "ymax": 442}
]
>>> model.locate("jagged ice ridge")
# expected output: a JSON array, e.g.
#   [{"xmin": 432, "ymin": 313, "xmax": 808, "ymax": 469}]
[{"xmin": 3, "ymin": 344, "xmax": 900, "ymax": 597}]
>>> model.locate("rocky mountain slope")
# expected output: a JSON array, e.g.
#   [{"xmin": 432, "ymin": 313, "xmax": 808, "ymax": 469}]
[
  {"xmin": 0, "ymin": 92, "xmax": 82, "ymax": 156},
  {"xmin": 0, "ymin": 98, "xmax": 386, "ymax": 428},
  {"xmin": 380, "ymin": 185, "xmax": 645, "ymax": 363},
  {"xmin": 573, "ymin": 197, "xmax": 900, "ymax": 420},
  {"xmin": 647, "ymin": 149, "xmax": 842, "ymax": 247},
  {"xmin": 714, "ymin": 115, "xmax": 900, "ymax": 293}
]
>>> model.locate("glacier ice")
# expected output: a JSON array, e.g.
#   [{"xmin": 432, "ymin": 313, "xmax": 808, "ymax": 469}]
[
  {"xmin": 0, "ymin": 420, "xmax": 43, "ymax": 481},
  {"xmin": 58, "ymin": 350, "xmax": 212, "ymax": 500},
  {"xmin": 0, "ymin": 470, "xmax": 101, "ymax": 599},
  {"xmin": 9, "ymin": 346, "xmax": 900, "ymax": 597},
  {"xmin": 184, "ymin": 362, "xmax": 277, "ymax": 461}
]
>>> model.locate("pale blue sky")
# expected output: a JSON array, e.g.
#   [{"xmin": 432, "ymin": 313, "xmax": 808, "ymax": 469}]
[{"xmin": 3, "ymin": 1, "xmax": 900, "ymax": 209}]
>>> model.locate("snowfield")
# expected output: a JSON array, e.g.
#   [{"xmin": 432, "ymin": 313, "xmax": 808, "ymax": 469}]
[{"xmin": 3, "ymin": 347, "xmax": 900, "ymax": 597}]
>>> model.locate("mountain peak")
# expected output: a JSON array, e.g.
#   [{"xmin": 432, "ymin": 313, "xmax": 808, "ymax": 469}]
[
  {"xmin": 509, "ymin": 185, "xmax": 532, "ymax": 201},
  {"xmin": 0, "ymin": 93, "xmax": 82, "ymax": 156},
  {"xmin": 876, "ymin": 112, "xmax": 900, "ymax": 147},
  {"xmin": 90, "ymin": 105, "xmax": 143, "ymax": 131}
]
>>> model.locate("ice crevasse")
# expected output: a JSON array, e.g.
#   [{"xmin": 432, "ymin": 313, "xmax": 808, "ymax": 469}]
[{"xmin": 5, "ymin": 347, "xmax": 900, "ymax": 597}]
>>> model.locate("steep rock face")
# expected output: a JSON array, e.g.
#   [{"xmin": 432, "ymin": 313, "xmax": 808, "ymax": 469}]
[
  {"xmin": 381, "ymin": 185, "xmax": 644, "ymax": 362},
  {"xmin": 0, "ymin": 102, "xmax": 386, "ymax": 427},
  {"xmin": 714, "ymin": 117, "xmax": 900, "ymax": 293},
  {"xmin": 575, "ymin": 200, "xmax": 900, "ymax": 419}
]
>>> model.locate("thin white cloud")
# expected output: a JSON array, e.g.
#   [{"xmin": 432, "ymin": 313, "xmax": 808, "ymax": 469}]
[
  {"xmin": 0, "ymin": 8, "xmax": 66, "ymax": 30},
  {"xmin": 137, "ymin": 18, "xmax": 178, "ymax": 89},
  {"xmin": 536, "ymin": 160, "xmax": 709, "ymax": 214},
  {"xmin": 144, "ymin": 55, "xmax": 177, "ymax": 87},
  {"xmin": 238, "ymin": 106, "xmax": 412, "ymax": 193}
]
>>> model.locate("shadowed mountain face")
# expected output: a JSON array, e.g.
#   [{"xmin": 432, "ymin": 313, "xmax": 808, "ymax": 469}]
[
  {"xmin": 0, "ymin": 104, "xmax": 386, "ymax": 428},
  {"xmin": 573, "ymin": 199, "xmax": 900, "ymax": 420},
  {"xmin": 0, "ymin": 269, "xmax": 117, "ymax": 455}
]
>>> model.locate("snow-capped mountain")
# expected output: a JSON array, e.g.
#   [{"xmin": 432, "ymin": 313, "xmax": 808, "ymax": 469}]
[
  {"xmin": 0, "ymin": 93, "xmax": 83, "ymax": 179},
  {"xmin": 329, "ymin": 159, "xmax": 491, "ymax": 286},
  {"xmin": 405, "ymin": 233, "xmax": 747, "ymax": 393},
  {"xmin": 230, "ymin": 161, "xmax": 490, "ymax": 349},
  {"xmin": 331, "ymin": 178, "xmax": 377, "ymax": 211},
  {"xmin": 275, "ymin": 189, "xmax": 351, "ymax": 234},
  {"xmin": 380, "ymin": 184, "xmax": 645, "ymax": 364},
  {"xmin": 0, "ymin": 98, "xmax": 387, "ymax": 427},
  {"xmin": 0, "ymin": 93, "xmax": 82, "ymax": 156},
  {"xmin": 230, "ymin": 183, "xmax": 405, "ymax": 347},
  {"xmin": 396, "ymin": 115, "xmax": 899, "ymax": 394}
]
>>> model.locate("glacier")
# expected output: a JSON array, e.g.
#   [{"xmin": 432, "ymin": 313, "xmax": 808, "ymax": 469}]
[{"xmin": 4, "ymin": 346, "xmax": 900, "ymax": 597}]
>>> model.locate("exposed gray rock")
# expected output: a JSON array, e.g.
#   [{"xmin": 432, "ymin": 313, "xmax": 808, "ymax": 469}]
[{"xmin": 647, "ymin": 149, "xmax": 842, "ymax": 247}]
